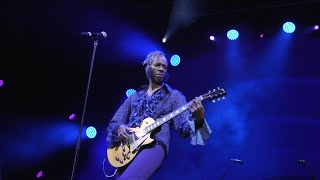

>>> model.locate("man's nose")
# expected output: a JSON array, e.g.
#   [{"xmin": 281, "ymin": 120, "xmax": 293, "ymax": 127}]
[{"xmin": 158, "ymin": 66, "xmax": 165, "ymax": 71}]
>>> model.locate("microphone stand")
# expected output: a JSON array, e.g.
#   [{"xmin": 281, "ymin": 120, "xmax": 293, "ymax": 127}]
[
  {"xmin": 70, "ymin": 39, "xmax": 99, "ymax": 180},
  {"xmin": 219, "ymin": 161, "xmax": 236, "ymax": 180}
]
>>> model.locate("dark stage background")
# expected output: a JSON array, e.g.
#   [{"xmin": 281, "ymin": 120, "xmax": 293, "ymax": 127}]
[{"xmin": 1, "ymin": 0, "xmax": 320, "ymax": 179}]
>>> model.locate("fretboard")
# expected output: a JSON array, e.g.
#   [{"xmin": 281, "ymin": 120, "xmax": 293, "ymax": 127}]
[
  {"xmin": 142, "ymin": 103, "xmax": 189, "ymax": 134},
  {"xmin": 141, "ymin": 87, "xmax": 226, "ymax": 135},
  {"xmin": 143, "ymin": 96, "xmax": 203, "ymax": 134}
]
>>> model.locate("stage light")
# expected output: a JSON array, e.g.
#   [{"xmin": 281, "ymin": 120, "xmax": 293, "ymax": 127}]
[
  {"xmin": 260, "ymin": 34, "xmax": 264, "ymax": 38},
  {"xmin": 86, "ymin": 126, "xmax": 97, "ymax": 139},
  {"xmin": 209, "ymin": 35, "xmax": 215, "ymax": 41},
  {"xmin": 0, "ymin": 80, "xmax": 4, "ymax": 87},
  {"xmin": 170, "ymin": 54, "xmax": 180, "ymax": 66},
  {"xmin": 36, "ymin": 171, "xmax": 43, "ymax": 178},
  {"xmin": 283, "ymin": 22, "xmax": 296, "ymax": 33},
  {"xmin": 126, "ymin": 89, "xmax": 136, "ymax": 97},
  {"xmin": 314, "ymin": 25, "xmax": 319, "ymax": 30},
  {"xmin": 69, "ymin": 113, "xmax": 76, "ymax": 120},
  {"xmin": 162, "ymin": 38, "xmax": 166, "ymax": 43},
  {"xmin": 227, "ymin": 29, "xmax": 239, "ymax": 40}
]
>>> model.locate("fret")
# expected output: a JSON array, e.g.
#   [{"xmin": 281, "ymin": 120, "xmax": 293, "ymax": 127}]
[{"xmin": 143, "ymin": 104, "xmax": 189, "ymax": 134}]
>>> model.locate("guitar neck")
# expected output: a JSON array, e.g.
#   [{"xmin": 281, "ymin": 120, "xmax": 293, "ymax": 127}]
[{"xmin": 143, "ymin": 96, "xmax": 203, "ymax": 134}]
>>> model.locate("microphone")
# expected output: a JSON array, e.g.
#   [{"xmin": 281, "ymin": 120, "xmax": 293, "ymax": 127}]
[
  {"xmin": 231, "ymin": 159, "xmax": 244, "ymax": 164},
  {"xmin": 80, "ymin": 31, "xmax": 107, "ymax": 40},
  {"xmin": 296, "ymin": 160, "xmax": 306, "ymax": 164}
]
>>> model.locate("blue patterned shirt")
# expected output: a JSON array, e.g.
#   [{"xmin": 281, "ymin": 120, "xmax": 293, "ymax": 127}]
[{"xmin": 106, "ymin": 84, "xmax": 212, "ymax": 154}]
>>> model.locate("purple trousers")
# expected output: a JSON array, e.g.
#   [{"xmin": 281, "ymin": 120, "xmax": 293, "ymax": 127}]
[{"xmin": 116, "ymin": 144, "xmax": 165, "ymax": 180}]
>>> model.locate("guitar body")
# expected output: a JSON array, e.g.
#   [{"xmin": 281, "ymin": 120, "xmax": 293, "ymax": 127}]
[{"xmin": 107, "ymin": 117, "xmax": 155, "ymax": 168}]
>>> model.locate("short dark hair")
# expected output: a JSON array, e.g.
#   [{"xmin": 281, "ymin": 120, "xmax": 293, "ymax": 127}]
[{"xmin": 142, "ymin": 51, "xmax": 165, "ymax": 66}]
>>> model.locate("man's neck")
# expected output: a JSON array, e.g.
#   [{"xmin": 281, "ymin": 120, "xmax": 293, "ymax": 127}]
[
  {"xmin": 147, "ymin": 82, "xmax": 164, "ymax": 96},
  {"xmin": 149, "ymin": 80, "xmax": 164, "ymax": 89}
]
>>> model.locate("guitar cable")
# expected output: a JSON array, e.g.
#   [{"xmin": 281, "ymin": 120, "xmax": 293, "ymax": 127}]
[{"xmin": 102, "ymin": 157, "xmax": 117, "ymax": 178}]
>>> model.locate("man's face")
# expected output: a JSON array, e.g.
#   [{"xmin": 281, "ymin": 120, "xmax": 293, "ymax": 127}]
[{"xmin": 146, "ymin": 55, "xmax": 168, "ymax": 85}]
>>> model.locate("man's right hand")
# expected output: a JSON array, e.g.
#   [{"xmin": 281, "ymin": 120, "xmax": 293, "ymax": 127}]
[{"xmin": 117, "ymin": 125, "xmax": 132, "ymax": 142}]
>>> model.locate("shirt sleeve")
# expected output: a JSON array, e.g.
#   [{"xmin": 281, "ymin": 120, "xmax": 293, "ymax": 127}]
[
  {"xmin": 187, "ymin": 117, "xmax": 212, "ymax": 145},
  {"xmin": 171, "ymin": 90, "xmax": 212, "ymax": 145},
  {"xmin": 106, "ymin": 95, "xmax": 132, "ymax": 147}
]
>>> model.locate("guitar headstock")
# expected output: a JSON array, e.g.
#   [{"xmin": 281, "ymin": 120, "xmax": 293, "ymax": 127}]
[{"xmin": 201, "ymin": 87, "xmax": 227, "ymax": 102}]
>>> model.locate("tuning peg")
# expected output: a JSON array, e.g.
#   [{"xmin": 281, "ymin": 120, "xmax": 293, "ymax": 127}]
[
  {"xmin": 222, "ymin": 96, "xmax": 225, "ymax": 99},
  {"xmin": 212, "ymin": 100, "xmax": 216, "ymax": 103},
  {"xmin": 213, "ymin": 89, "xmax": 216, "ymax": 92},
  {"xmin": 217, "ymin": 98, "xmax": 220, "ymax": 101}
]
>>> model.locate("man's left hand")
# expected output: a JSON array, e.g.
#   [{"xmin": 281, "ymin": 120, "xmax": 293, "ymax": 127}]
[{"xmin": 189, "ymin": 97, "xmax": 205, "ymax": 127}]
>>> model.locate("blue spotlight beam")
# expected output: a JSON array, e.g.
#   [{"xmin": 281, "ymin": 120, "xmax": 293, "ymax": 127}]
[
  {"xmin": 126, "ymin": 89, "xmax": 136, "ymax": 97},
  {"xmin": 170, "ymin": 54, "xmax": 181, "ymax": 66},
  {"xmin": 86, "ymin": 126, "xmax": 97, "ymax": 139},
  {"xmin": 227, "ymin": 29, "xmax": 239, "ymax": 40},
  {"xmin": 283, "ymin": 22, "xmax": 296, "ymax": 33}
]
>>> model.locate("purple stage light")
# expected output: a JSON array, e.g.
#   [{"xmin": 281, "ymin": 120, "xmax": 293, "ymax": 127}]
[
  {"xmin": 209, "ymin": 35, "xmax": 215, "ymax": 41},
  {"xmin": 0, "ymin": 80, "xmax": 4, "ymax": 87},
  {"xmin": 69, "ymin": 113, "xmax": 76, "ymax": 120},
  {"xmin": 314, "ymin": 25, "xmax": 319, "ymax": 30},
  {"xmin": 36, "ymin": 171, "xmax": 43, "ymax": 178},
  {"xmin": 260, "ymin": 34, "xmax": 264, "ymax": 38}
]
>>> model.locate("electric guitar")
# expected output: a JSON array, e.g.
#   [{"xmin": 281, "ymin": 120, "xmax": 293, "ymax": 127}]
[{"xmin": 107, "ymin": 87, "xmax": 227, "ymax": 168}]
